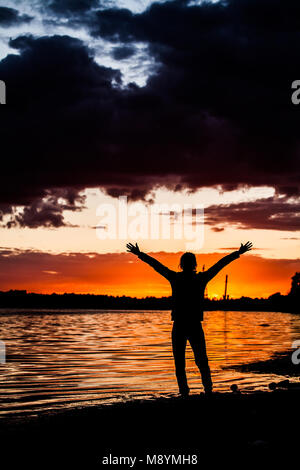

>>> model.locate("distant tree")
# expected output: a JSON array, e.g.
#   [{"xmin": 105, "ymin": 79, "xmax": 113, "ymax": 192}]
[
  {"xmin": 268, "ymin": 292, "xmax": 282, "ymax": 300},
  {"xmin": 289, "ymin": 272, "xmax": 300, "ymax": 297}
]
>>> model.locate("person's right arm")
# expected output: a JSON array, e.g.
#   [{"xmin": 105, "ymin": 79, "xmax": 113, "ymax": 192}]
[
  {"xmin": 126, "ymin": 243, "xmax": 176, "ymax": 281},
  {"xmin": 205, "ymin": 241, "xmax": 252, "ymax": 281}
]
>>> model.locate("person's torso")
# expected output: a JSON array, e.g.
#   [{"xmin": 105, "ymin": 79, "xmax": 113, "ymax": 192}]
[{"xmin": 170, "ymin": 271, "xmax": 207, "ymax": 321}]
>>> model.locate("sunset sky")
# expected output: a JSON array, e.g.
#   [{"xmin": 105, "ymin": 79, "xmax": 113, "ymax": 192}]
[{"xmin": 0, "ymin": 0, "xmax": 299, "ymax": 298}]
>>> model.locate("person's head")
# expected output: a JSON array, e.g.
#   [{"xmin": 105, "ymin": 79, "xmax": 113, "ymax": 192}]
[{"xmin": 179, "ymin": 252, "xmax": 197, "ymax": 272}]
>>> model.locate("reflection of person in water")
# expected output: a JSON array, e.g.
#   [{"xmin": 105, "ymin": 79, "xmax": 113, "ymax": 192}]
[{"xmin": 127, "ymin": 241, "xmax": 253, "ymax": 396}]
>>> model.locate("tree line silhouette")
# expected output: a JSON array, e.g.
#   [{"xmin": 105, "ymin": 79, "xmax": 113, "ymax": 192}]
[{"xmin": 0, "ymin": 273, "xmax": 299, "ymax": 313}]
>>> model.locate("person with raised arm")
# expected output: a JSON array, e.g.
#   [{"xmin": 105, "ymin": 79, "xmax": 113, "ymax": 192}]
[{"xmin": 126, "ymin": 241, "xmax": 253, "ymax": 396}]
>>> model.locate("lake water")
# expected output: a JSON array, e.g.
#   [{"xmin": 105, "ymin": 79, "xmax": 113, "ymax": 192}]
[{"xmin": 0, "ymin": 309, "xmax": 299, "ymax": 418}]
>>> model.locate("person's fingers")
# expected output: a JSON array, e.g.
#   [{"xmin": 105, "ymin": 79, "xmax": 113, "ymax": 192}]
[
  {"xmin": 239, "ymin": 241, "xmax": 253, "ymax": 253},
  {"xmin": 127, "ymin": 242, "xmax": 140, "ymax": 254}
]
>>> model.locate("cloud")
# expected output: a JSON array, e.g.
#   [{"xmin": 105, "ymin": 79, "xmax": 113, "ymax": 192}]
[
  {"xmin": 1, "ymin": 0, "xmax": 300, "ymax": 229},
  {"xmin": 161, "ymin": 193, "xmax": 300, "ymax": 231},
  {"xmin": 280, "ymin": 237, "xmax": 300, "ymax": 240},
  {"xmin": 46, "ymin": 0, "xmax": 101, "ymax": 14},
  {"xmin": 0, "ymin": 7, "xmax": 33, "ymax": 27},
  {"xmin": 205, "ymin": 196, "xmax": 300, "ymax": 231},
  {"xmin": 87, "ymin": 1, "xmax": 300, "ymax": 131},
  {"xmin": 4, "ymin": 188, "xmax": 86, "ymax": 229},
  {"xmin": 111, "ymin": 45, "xmax": 136, "ymax": 60},
  {"xmin": 0, "ymin": 34, "xmax": 122, "ymax": 225}
]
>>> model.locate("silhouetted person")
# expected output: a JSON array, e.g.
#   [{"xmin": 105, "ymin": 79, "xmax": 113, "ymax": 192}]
[{"xmin": 127, "ymin": 241, "xmax": 253, "ymax": 396}]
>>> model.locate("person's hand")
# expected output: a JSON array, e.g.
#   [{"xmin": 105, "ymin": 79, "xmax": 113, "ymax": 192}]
[
  {"xmin": 238, "ymin": 241, "xmax": 253, "ymax": 255},
  {"xmin": 126, "ymin": 242, "xmax": 141, "ymax": 256}
]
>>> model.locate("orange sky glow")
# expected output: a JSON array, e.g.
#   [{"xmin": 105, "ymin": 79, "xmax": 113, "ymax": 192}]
[
  {"xmin": 0, "ymin": 187, "xmax": 299, "ymax": 299},
  {"xmin": 0, "ymin": 250, "xmax": 298, "ymax": 299}
]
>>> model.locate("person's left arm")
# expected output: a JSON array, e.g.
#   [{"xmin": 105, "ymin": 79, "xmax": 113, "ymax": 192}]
[{"xmin": 126, "ymin": 242, "xmax": 176, "ymax": 281}]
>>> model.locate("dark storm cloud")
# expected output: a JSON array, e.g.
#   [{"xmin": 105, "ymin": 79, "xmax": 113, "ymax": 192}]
[
  {"xmin": 205, "ymin": 196, "xmax": 300, "ymax": 232},
  {"xmin": 111, "ymin": 45, "xmax": 136, "ymax": 60},
  {"xmin": 5, "ymin": 189, "xmax": 86, "ymax": 229},
  {"xmin": 0, "ymin": 34, "xmax": 122, "ymax": 227},
  {"xmin": 167, "ymin": 193, "xmax": 300, "ymax": 231},
  {"xmin": 88, "ymin": 0, "xmax": 300, "ymax": 135},
  {"xmin": 0, "ymin": 0, "xmax": 300, "ymax": 228},
  {"xmin": 47, "ymin": 0, "xmax": 100, "ymax": 14},
  {"xmin": 0, "ymin": 7, "xmax": 33, "ymax": 27}
]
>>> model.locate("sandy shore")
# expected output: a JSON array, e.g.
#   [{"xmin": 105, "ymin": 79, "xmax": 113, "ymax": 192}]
[
  {"xmin": 225, "ymin": 348, "xmax": 300, "ymax": 377},
  {"xmin": 1, "ymin": 389, "xmax": 299, "ymax": 468},
  {"xmin": 1, "ymin": 351, "xmax": 299, "ymax": 468}
]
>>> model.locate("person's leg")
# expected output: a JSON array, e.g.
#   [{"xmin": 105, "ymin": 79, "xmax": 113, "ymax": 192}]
[
  {"xmin": 188, "ymin": 322, "xmax": 213, "ymax": 393},
  {"xmin": 171, "ymin": 322, "xmax": 189, "ymax": 395}
]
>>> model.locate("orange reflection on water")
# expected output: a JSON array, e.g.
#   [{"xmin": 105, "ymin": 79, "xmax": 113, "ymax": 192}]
[{"xmin": 0, "ymin": 309, "xmax": 299, "ymax": 417}]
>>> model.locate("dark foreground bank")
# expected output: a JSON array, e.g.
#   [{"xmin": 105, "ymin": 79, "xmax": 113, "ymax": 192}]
[
  {"xmin": 226, "ymin": 349, "xmax": 300, "ymax": 377},
  {"xmin": 1, "ymin": 387, "xmax": 299, "ymax": 468}
]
